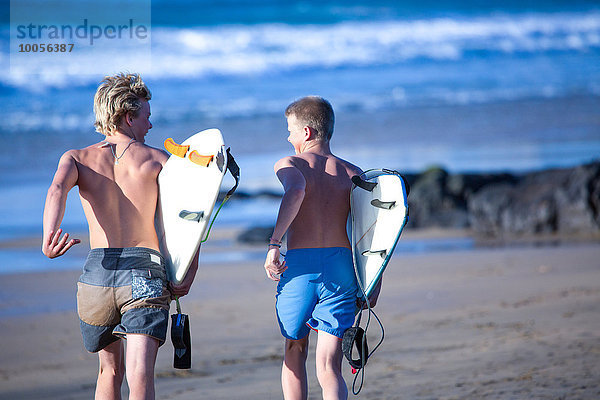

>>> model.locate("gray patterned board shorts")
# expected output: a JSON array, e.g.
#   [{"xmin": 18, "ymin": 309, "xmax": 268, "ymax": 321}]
[{"xmin": 77, "ymin": 247, "xmax": 171, "ymax": 353}]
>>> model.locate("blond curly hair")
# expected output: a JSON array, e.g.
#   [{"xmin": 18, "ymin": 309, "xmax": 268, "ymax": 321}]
[{"xmin": 93, "ymin": 73, "xmax": 152, "ymax": 135}]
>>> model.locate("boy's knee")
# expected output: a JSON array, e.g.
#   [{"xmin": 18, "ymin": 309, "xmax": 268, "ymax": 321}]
[
  {"xmin": 126, "ymin": 358, "xmax": 155, "ymax": 383},
  {"xmin": 315, "ymin": 340, "xmax": 343, "ymax": 381},
  {"xmin": 316, "ymin": 356, "xmax": 342, "ymax": 377},
  {"xmin": 316, "ymin": 365, "xmax": 343, "ymax": 389},
  {"xmin": 285, "ymin": 337, "xmax": 309, "ymax": 358},
  {"xmin": 99, "ymin": 363, "xmax": 125, "ymax": 383},
  {"xmin": 98, "ymin": 345, "xmax": 125, "ymax": 383}
]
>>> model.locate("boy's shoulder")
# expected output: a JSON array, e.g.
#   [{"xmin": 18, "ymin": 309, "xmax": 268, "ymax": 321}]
[
  {"xmin": 326, "ymin": 153, "xmax": 362, "ymax": 177},
  {"xmin": 337, "ymin": 157, "xmax": 362, "ymax": 176},
  {"xmin": 136, "ymin": 142, "xmax": 169, "ymax": 159},
  {"xmin": 274, "ymin": 154, "xmax": 300, "ymax": 171},
  {"xmin": 59, "ymin": 145, "xmax": 92, "ymax": 163},
  {"xmin": 64, "ymin": 141, "xmax": 107, "ymax": 157}
]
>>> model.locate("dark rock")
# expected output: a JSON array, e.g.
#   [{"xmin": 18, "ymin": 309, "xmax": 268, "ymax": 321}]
[
  {"xmin": 555, "ymin": 162, "xmax": 600, "ymax": 233},
  {"xmin": 447, "ymin": 173, "xmax": 518, "ymax": 201},
  {"xmin": 406, "ymin": 167, "xmax": 515, "ymax": 229},
  {"xmin": 468, "ymin": 161, "xmax": 600, "ymax": 237},
  {"xmin": 501, "ymin": 171, "xmax": 562, "ymax": 235},
  {"xmin": 407, "ymin": 166, "xmax": 461, "ymax": 228},
  {"xmin": 468, "ymin": 183, "xmax": 514, "ymax": 236},
  {"xmin": 236, "ymin": 226, "xmax": 274, "ymax": 244}
]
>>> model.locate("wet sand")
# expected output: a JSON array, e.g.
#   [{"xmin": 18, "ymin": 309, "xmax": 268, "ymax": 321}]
[{"xmin": 0, "ymin": 240, "xmax": 599, "ymax": 399}]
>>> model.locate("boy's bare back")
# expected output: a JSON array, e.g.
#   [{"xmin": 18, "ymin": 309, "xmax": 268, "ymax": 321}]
[
  {"xmin": 65, "ymin": 141, "xmax": 167, "ymax": 250},
  {"xmin": 285, "ymin": 152, "xmax": 361, "ymax": 250}
]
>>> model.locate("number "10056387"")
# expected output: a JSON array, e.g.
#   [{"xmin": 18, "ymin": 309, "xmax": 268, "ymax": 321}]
[{"xmin": 18, "ymin": 43, "xmax": 74, "ymax": 52}]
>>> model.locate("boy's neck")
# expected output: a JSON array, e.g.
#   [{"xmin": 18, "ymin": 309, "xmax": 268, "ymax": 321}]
[
  {"xmin": 104, "ymin": 131, "xmax": 136, "ymax": 144},
  {"xmin": 300, "ymin": 140, "xmax": 331, "ymax": 155}
]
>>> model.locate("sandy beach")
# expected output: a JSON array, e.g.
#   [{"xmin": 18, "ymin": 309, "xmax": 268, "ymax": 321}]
[{"xmin": 0, "ymin": 232, "xmax": 598, "ymax": 400}]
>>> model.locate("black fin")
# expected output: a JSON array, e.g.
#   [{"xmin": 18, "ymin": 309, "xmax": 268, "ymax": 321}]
[
  {"xmin": 352, "ymin": 175, "xmax": 377, "ymax": 192},
  {"xmin": 371, "ymin": 199, "xmax": 396, "ymax": 209},
  {"xmin": 179, "ymin": 210, "xmax": 204, "ymax": 222}
]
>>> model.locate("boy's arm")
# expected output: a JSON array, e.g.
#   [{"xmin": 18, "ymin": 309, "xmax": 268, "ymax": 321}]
[
  {"xmin": 42, "ymin": 152, "xmax": 81, "ymax": 258},
  {"xmin": 271, "ymin": 157, "xmax": 306, "ymax": 243},
  {"xmin": 263, "ymin": 157, "xmax": 306, "ymax": 281}
]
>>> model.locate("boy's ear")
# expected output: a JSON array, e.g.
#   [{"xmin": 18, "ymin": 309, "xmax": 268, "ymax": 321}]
[{"xmin": 304, "ymin": 126, "xmax": 315, "ymax": 140}]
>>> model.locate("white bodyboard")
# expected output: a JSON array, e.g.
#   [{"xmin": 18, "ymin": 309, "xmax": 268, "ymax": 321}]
[
  {"xmin": 155, "ymin": 129, "xmax": 227, "ymax": 284},
  {"xmin": 351, "ymin": 169, "xmax": 409, "ymax": 298}
]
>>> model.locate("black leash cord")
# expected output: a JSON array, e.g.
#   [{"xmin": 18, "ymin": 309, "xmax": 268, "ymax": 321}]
[{"xmin": 351, "ymin": 300, "xmax": 385, "ymax": 395}]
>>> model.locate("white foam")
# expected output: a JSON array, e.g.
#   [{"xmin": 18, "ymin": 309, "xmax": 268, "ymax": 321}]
[
  {"xmin": 2, "ymin": 10, "xmax": 599, "ymax": 87},
  {"xmin": 1, "ymin": 10, "xmax": 599, "ymax": 132}
]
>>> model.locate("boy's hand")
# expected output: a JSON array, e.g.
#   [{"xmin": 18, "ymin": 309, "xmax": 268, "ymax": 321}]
[
  {"xmin": 42, "ymin": 228, "xmax": 80, "ymax": 259},
  {"xmin": 357, "ymin": 279, "xmax": 382, "ymax": 309},
  {"xmin": 264, "ymin": 247, "xmax": 287, "ymax": 281},
  {"xmin": 169, "ymin": 249, "xmax": 199, "ymax": 299},
  {"xmin": 169, "ymin": 280, "xmax": 193, "ymax": 299}
]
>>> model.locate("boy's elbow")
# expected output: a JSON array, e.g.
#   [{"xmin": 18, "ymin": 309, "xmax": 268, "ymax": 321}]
[
  {"xmin": 287, "ymin": 187, "xmax": 305, "ymax": 202},
  {"xmin": 47, "ymin": 183, "xmax": 63, "ymax": 196},
  {"xmin": 46, "ymin": 182, "xmax": 68, "ymax": 201}
]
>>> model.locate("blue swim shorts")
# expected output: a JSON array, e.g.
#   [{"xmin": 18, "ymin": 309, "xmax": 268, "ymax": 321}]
[
  {"xmin": 275, "ymin": 247, "xmax": 358, "ymax": 340},
  {"xmin": 76, "ymin": 247, "xmax": 170, "ymax": 353}
]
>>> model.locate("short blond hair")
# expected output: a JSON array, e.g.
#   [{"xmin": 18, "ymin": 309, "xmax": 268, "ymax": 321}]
[
  {"xmin": 93, "ymin": 73, "xmax": 151, "ymax": 135},
  {"xmin": 285, "ymin": 96, "xmax": 335, "ymax": 141}
]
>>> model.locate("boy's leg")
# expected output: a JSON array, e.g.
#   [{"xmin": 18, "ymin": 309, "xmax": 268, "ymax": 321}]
[
  {"xmin": 125, "ymin": 334, "xmax": 160, "ymax": 400},
  {"xmin": 282, "ymin": 335, "xmax": 309, "ymax": 400},
  {"xmin": 315, "ymin": 330, "xmax": 347, "ymax": 400},
  {"xmin": 96, "ymin": 339, "xmax": 125, "ymax": 400}
]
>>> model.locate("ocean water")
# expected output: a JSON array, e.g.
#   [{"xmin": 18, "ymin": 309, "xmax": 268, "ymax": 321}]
[{"xmin": 0, "ymin": 0, "xmax": 599, "ymax": 272}]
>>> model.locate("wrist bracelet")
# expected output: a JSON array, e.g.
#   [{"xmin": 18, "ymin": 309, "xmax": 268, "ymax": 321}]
[
  {"xmin": 268, "ymin": 243, "xmax": 281, "ymax": 248},
  {"xmin": 269, "ymin": 237, "xmax": 282, "ymax": 244}
]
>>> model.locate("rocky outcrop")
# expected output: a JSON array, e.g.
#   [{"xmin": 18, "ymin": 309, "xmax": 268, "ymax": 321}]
[
  {"xmin": 468, "ymin": 162, "xmax": 600, "ymax": 237},
  {"xmin": 406, "ymin": 167, "xmax": 516, "ymax": 229}
]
